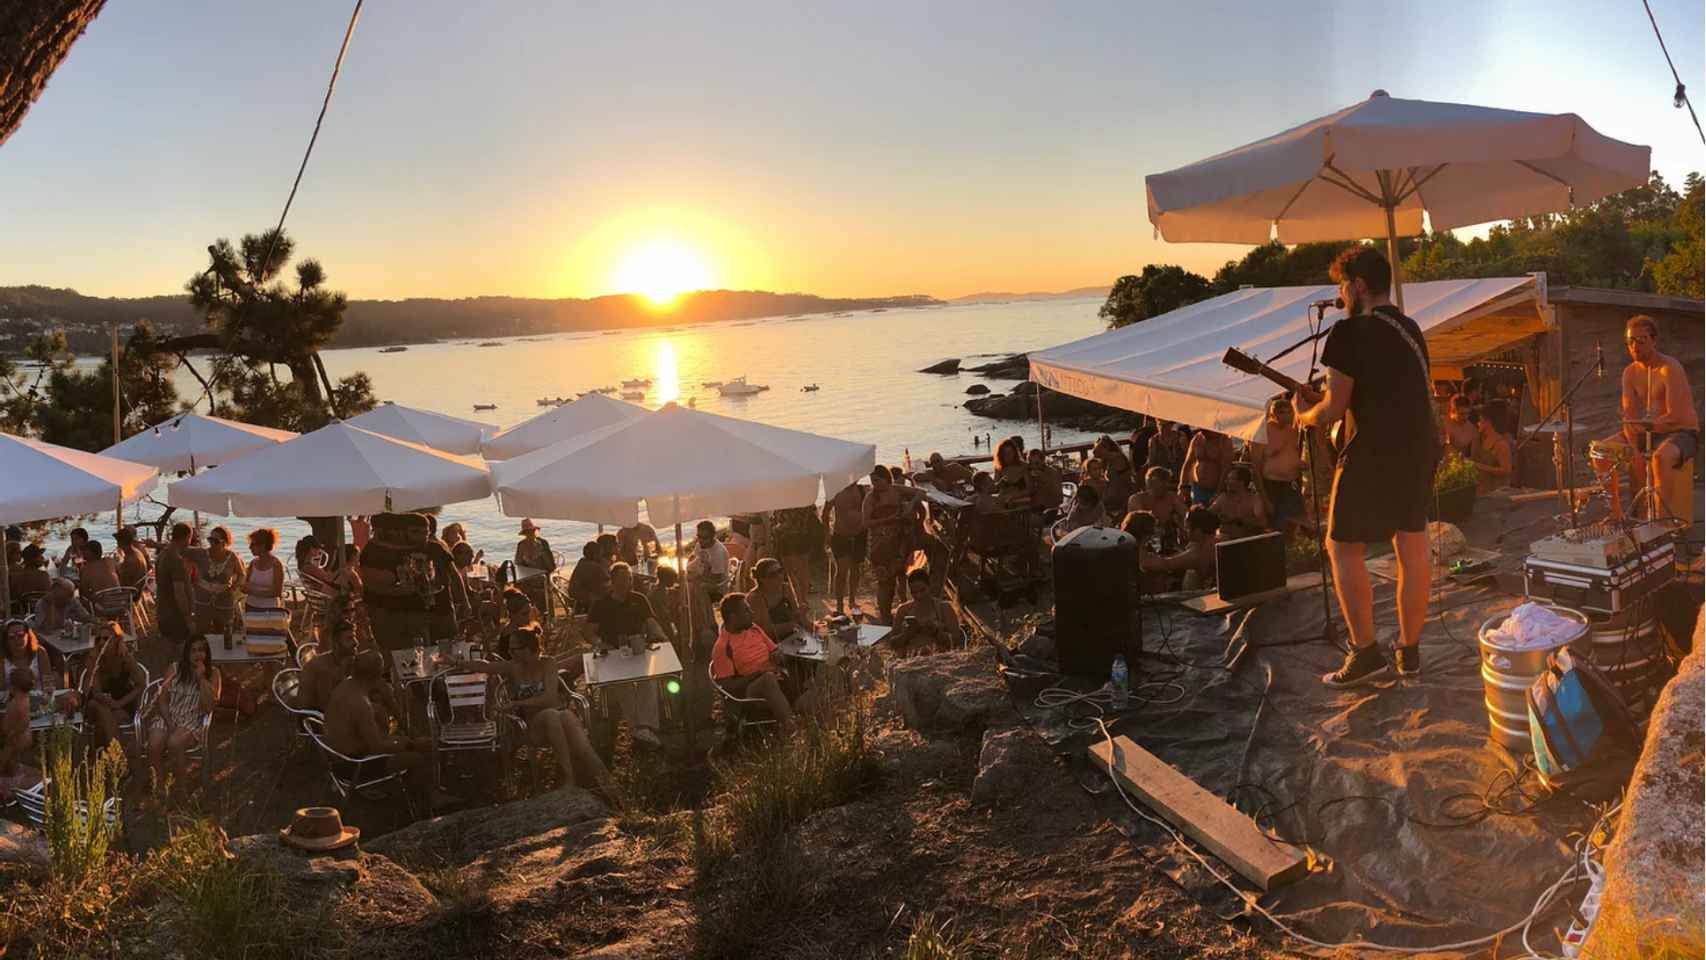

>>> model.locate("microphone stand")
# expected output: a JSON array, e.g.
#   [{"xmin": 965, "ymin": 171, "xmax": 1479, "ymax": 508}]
[
  {"xmin": 1299, "ymin": 299, "xmax": 1337, "ymax": 648},
  {"xmin": 1512, "ymin": 342, "xmax": 1603, "ymax": 531}
]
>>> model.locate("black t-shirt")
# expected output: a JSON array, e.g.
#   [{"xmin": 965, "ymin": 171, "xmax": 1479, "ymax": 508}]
[
  {"xmin": 360, "ymin": 538, "xmax": 457, "ymax": 615},
  {"xmin": 1320, "ymin": 305, "xmax": 1439, "ymax": 473},
  {"xmin": 155, "ymin": 546, "xmax": 192, "ymax": 626},
  {"xmin": 589, "ymin": 591, "xmax": 656, "ymax": 643}
]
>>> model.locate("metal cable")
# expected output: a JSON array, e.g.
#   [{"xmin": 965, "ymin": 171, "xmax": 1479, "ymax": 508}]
[{"xmin": 1641, "ymin": 0, "xmax": 1706, "ymax": 144}]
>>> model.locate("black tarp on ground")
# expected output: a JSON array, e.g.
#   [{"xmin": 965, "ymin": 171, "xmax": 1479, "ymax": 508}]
[{"xmin": 1018, "ymin": 493, "xmax": 1699, "ymax": 955}]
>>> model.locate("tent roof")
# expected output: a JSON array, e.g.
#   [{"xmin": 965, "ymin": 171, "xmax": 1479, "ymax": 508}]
[{"xmin": 1029, "ymin": 275, "xmax": 1547, "ymax": 442}]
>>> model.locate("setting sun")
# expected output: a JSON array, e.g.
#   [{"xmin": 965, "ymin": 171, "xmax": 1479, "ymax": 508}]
[{"xmin": 611, "ymin": 239, "xmax": 716, "ymax": 306}]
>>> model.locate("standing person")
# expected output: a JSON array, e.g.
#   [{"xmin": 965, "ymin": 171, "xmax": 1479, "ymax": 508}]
[
  {"xmin": 360, "ymin": 513, "xmax": 466, "ymax": 652},
  {"xmin": 616, "ymin": 523, "xmax": 660, "ymax": 567},
  {"xmin": 195, "ymin": 527, "xmax": 244, "ymax": 630},
  {"xmin": 1613, "ymin": 314, "xmax": 1699, "ymax": 505},
  {"xmin": 155, "ymin": 523, "xmax": 197, "ymax": 652},
  {"xmin": 1145, "ymin": 420, "xmax": 1187, "ymax": 474},
  {"xmin": 242, "ymin": 528, "xmax": 285, "ymax": 620},
  {"xmin": 1129, "ymin": 418, "xmax": 1158, "ymax": 475},
  {"xmin": 1471, "ymin": 405, "xmax": 1515, "ymax": 494},
  {"xmin": 861, "ymin": 467, "xmax": 926, "ymax": 625},
  {"xmin": 1294, "ymin": 246, "xmax": 1440, "ymax": 687},
  {"xmin": 1179, "ymin": 429, "xmax": 1233, "ymax": 507},
  {"xmin": 514, "ymin": 519, "xmax": 556, "ymax": 573},
  {"xmin": 1250, "ymin": 397, "xmax": 1307, "ymax": 536},
  {"xmin": 822, "ymin": 483, "xmax": 866, "ymax": 617},
  {"xmin": 769, "ymin": 505, "xmax": 826, "ymax": 616},
  {"xmin": 567, "ymin": 541, "xmax": 611, "ymax": 612}
]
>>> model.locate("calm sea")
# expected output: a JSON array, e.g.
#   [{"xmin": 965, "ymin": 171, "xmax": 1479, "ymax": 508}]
[{"xmin": 62, "ymin": 298, "xmax": 1105, "ymax": 559}]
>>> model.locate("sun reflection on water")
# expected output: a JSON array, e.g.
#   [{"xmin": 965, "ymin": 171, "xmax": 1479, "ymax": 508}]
[{"xmin": 655, "ymin": 339, "xmax": 680, "ymax": 405}]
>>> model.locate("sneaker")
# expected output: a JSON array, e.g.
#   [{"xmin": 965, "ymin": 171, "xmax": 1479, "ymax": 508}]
[
  {"xmin": 1322, "ymin": 646, "xmax": 1391, "ymax": 688},
  {"xmin": 1393, "ymin": 645, "xmax": 1421, "ymax": 679},
  {"xmin": 632, "ymin": 727, "xmax": 663, "ymax": 749}
]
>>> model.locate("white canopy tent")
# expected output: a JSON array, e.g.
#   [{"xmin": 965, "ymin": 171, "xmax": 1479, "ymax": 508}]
[
  {"xmin": 0, "ymin": 433, "xmax": 160, "ymax": 612},
  {"xmin": 343, "ymin": 402, "xmax": 497, "ymax": 456},
  {"xmin": 101, "ymin": 412, "xmax": 297, "ymax": 473},
  {"xmin": 168, "ymin": 421, "xmax": 492, "ymax": 517},
  {"xmin": 492, "ymin": 402, "xmax": 876, "ymax": 527},
  {"xmin": 481, "ymin": 393, "xmax": 648, "ymax": 461},
  {"xmin": 1145, "ymin": 91, "xmax": 1649, "ymax": 309},
  {"xmin": 1029, "ymin": 275, "xmax": 1550, "ymax": 443}
]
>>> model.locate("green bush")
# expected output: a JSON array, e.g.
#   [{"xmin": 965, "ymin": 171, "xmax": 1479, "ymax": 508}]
[
  {"xmin": 41, "ymin": 725, "xmax": 125, "ymax": 883},
  {"xmin": 1433, "ymin": 451, "xmax": 1479, "ymax": 494}
]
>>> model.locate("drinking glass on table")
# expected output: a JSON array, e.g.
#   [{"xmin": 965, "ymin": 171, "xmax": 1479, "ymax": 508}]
[{"xmin": 627, "ymin": 633, "xmax": 646, "ymax": 656}]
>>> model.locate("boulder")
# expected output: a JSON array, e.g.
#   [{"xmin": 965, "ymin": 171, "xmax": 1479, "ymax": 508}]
[
  {"xmin": 965, "ymin": 384, "xmax": 991, "ymax": 396},
  {"xmin": 884, "ymin": 645, "xmax": 1012, "ymax": 732},
  {"xmin": 1584, "ymin": 622, "xmax": 1705, "ymax": 959},
  {"xmin": 971, "ymin": 724, "xmax": 1058, "ymax": 806},
  {"xmin": 228, "ymin": 835, "xmax": 437, "ymax": 930},
  {"xmin": 967, "ymin": 353, "xmax": 1030, "ymax": 379},
  {"xmin": 0, "ymin": 820, "xmax": 49, "ymax": 869},
  {"xmin": 919, "ymin": 358, "xmax": 962, "ymax": 374}
]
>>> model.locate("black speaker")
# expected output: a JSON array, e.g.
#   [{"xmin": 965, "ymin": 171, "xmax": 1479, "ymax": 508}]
[
  {"xmin": 1052, "ymin": 525, "xmax": 1137, "ymax": 679},
  {"xmin": 1215, "ymin": 531, "xmax": 1285, "ymax": 603}
]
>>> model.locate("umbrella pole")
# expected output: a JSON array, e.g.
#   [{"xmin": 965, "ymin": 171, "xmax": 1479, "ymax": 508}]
[
  {"xmin": 113, "ymin": 326, "xmax": 123, "ymax": 527},
  {"xmin": 1379, "ymin": 171, "xmax": 1406, "ymax": 313},
  {"xmin": 674, "ymin": 503, "xmax": 698, "ymax": 756},
  {"xmin": 1, "ymin": 529, "xmax": 11, "ymax": 616}
]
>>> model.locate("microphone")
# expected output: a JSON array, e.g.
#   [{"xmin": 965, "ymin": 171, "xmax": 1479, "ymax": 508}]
[{"xmin": 1310, "ymin": 297, "xmax": 1345, "ymax": 310}]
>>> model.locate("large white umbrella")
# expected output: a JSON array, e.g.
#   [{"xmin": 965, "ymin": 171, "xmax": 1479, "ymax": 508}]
[
  {"xmin": 1145, "ymin": 90, "xmax": 1650, "ymax": 308},
  {"xmin": 344, "ymin": 402, "xmax": 497, "ymax": 456},
  {"xmin": 168, "ymin": 421, "xmax": 492, "ymax": 517},
  {"xmin": 101, "ymin": 412, "xmax": 297, "ymax": 474},
  {"xmin": 0, "ymin": 433, "xmax": 160, "ymax": 612},
  {"xmin": 481, "ymin": 393, "xmax": 648, "ymax": 461},
  {"xmin": 492, "ymin": 402, "xmax": 875, "ymax": 527}
]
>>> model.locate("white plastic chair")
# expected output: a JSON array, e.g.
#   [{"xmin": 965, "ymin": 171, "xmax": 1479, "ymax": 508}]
[{"xmin": 12, "ymin": 778, "xmax": 120, "ymax": 830}]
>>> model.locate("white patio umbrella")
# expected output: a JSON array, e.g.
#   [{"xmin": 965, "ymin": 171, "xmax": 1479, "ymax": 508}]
[
  {"xmin": 101, "ymin": 412, "xmax": 297, "ymax": 474},
  {"xmin": 481, "ymin": 393, "xmax": 648, "ymax": 461},
  {"xmin": 167, "ymin": 421, "xmax": 492, "ymax": 517},
  {"xmin": 343, "ymin": 402, "xmax": 497, "ymax": 456},
  {"xmin": 0, "ymin": 433, "xmax": 160, "ymax": 612},
  {"xmin": 1145, "ymin": 90, "xmax": 1650, "ymax": 309},
  {"xmin": 492, "ymin": 402, "xmax": 875, "ymax": 527}
]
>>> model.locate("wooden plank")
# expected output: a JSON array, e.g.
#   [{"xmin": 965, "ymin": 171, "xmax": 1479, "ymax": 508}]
[
  {"xmin": 1179, "ymin": 571, "xmax": 1323, "ymax": 615},
  {"xmin": 1088, "ymin": 735, "xmax": 1307, "ymax": 891}
]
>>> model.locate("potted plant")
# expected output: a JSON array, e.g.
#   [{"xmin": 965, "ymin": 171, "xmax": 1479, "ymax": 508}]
[{"xmin": 1429, "ymin": 452, "xmax": 1479, "ymax": 523}]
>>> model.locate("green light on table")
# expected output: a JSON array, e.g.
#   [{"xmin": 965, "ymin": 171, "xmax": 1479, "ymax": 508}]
[{"xmin": 665, "ymin": 678, "xmax": 682, "ymax": 696}]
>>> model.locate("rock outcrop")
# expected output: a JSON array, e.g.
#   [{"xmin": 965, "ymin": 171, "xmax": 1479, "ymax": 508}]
[
  {"xmin": 1584, "ymin": 616, "xmax": 1705, "ymax": 959},
  {"xmin": 965, "ymin": 384, "xmax": 990, "ymax": 396},
  {"xmin": 964, "ymin": 386, "xmax": 1142, "ymax": 432},
  {"xmin": 919, "ymin": 358, "xmax": 962, "ymax": 374},
  {"xmin": 967, "ymin": 353, "xmax": 1030, "ymax": 379},
  {"xmin": 885, "ymin": 646, "xmax": 1013, "ymax": 732}
]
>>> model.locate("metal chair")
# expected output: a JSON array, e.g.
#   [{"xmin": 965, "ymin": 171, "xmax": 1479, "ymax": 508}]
[
  {"xmin": 709, "ymin": 661, "xmax": 777, "ymax": 739},
  {"xmin": 302, "ymin": 715, "xmax": 410, "ymax": 807},
  {"xmin": 505, "ymin": 675, "xmax": 593, "ymax": 794},
  {"xmin": 295, "ymin": 642, "xmax": 321, "ymax": 668},
  {"xmin": 271, "ymin": 668, "xmax": 323, "ymax": 757},
  {"xmin": 76, "ymin": 663, "xmax": 152, "ymax": 751},
  {"xmin": 89, "ymin": 587, "xmax": 141, "ymax": 634},
  {"xmin": 10, "ymin": 591, "xmax": 45, "ymax": 619},
  {"xmin": 429, "ymin": 670, "xmax": 508, "ymax": 757},
  {"xmin": 11, "ymin": 778, "xmax": 120, "ymax": 831}
]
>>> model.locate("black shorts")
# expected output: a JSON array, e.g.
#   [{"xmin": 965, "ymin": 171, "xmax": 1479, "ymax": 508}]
[
  {"xmin": 1328, "ymin": 457, "xmax": 1431, "ymax": 543},
  {"xmin": 829, "ymin": 531, "xmax": 868, "ymax": 559}
]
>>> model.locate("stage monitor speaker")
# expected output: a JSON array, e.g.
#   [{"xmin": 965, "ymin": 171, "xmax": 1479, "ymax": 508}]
[
  {"xmin": 1216, "ymin": 531, "xmax": 1285, "ymax": 603},
  {"xmin": 1052, "ymin": 525, "xmax": 1137, "ymax": 679}
]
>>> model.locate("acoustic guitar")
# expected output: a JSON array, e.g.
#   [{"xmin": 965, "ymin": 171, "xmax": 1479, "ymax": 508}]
[{"xmin": 1221, "ymin": 347, "xmax": 1345, "ymax": 457}]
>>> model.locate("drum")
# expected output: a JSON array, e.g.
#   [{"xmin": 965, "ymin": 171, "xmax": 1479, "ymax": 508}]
[{"xmin": 1587, "ymin": 438, "xmax": 1633, "ymax": 475}]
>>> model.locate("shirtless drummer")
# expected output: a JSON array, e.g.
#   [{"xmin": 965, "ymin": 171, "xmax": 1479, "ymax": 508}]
[{"xmin": 1614, "ymin": 314, "xmax": 1698, "ymax": 514}]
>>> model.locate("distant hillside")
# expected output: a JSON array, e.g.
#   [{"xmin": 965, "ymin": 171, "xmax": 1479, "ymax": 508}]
[
  {"xmin": 949, "ymin": 285, "xmax": 1107, "ymax": 304},
  {"xmin": 0, "ymin": 286, "xmax": 942, "ymax": 355}
]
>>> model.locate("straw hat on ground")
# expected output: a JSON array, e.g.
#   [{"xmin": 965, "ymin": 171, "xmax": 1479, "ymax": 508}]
[{"xmin": 279, "ymin": 806, "xmax": 360, "ymax": 851}]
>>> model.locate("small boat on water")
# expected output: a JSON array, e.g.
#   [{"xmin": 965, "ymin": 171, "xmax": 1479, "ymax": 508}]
[
  {"xmin": 718, "ymin": 376, "xmax": 769, "ymax": 397},
  {"xmin": 702, "ymin": 380, "xmax": 723, "ymax": 388},
  {"xmin": 379, "ymin": 346, "xmax": 408, "ymax": 353},
  {"xmin": 620, "ymin": 377, "xmax": 652, "ymax": 389},
  {"xmin": 472, "ymin": 403, "xmax": 497, "ymax": 411},
  {"xmin": 536, "ymin": 396, "xmax": 569, "ymax": 407},
  {"xmin": 621, "ymin": 390, "xmax": 646, "ymax": 401},
  {"xmin": 478, "ymin": 341, "xmax": 503, "ymax": 347},
  {"xmin": 802, "ymin": 384, "xmax": 820, "ymax": 392},
  {"xmin": 594, "ymin": 386, "xmax": 617, "ymax": 395}
]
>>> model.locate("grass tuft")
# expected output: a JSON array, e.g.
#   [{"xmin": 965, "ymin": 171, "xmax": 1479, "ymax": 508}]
[{"xmin": 41, "ymin": 725, "xmax": 125, "ymax": 883}]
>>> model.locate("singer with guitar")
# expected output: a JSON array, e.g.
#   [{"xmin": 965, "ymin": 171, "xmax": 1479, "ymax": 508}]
[{"xmin": 1293, "ymin": 247, "xmax": 1441, "ymax": 688}]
